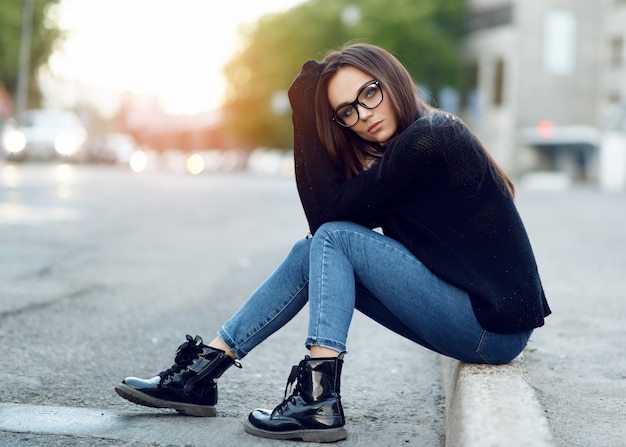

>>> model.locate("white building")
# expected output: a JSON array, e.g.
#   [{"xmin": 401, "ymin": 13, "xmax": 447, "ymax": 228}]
[{"xmin": 461, "ymin": 0, "xmax": 626, "ymax": 187}]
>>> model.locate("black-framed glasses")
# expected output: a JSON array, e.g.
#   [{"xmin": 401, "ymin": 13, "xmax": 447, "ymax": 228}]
[{"xmin": 333, "ymin": 80, "xmax": 383, "ymax": 128}]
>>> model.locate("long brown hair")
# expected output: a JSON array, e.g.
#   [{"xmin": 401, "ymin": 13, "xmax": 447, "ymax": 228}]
[
  {"xmin": 314, "ymin": 43, "xmax": 515, "ymax": 197},
  {"xmin": 315, "ymin": 43, "xmax": 430, "ymax": 178}
]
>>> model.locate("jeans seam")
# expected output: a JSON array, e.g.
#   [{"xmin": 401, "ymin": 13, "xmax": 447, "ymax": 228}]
[
  {"xmin": 475, "ymin": 330, "xmax": 491, "ymax": 364},
  {"xmin": 475, "ymin": 330, "xmax": 531, "ymax": 365},
  {"xmin": 310, "ymin": 237, "xmax": 331, "ymax": 347},
  {"xmin": 309, "ymin": 227, "xmax": 358, "ymax": 353}
]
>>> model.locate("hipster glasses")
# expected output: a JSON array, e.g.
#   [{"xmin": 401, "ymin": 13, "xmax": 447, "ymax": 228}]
[{"xmin": 333, "ymin": 80, "xmax": 383, "ymax": 128}]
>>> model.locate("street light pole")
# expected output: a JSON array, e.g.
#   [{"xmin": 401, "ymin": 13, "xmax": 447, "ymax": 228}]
[{"xmin": 16, "ymin": 0, "xmax": 35, "ymax": 119}]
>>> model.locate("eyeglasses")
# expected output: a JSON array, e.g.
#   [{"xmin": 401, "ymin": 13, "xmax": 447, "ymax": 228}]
[{"xmin": 333, "ymin": 80, "xmax": 383, "ymax": 128}]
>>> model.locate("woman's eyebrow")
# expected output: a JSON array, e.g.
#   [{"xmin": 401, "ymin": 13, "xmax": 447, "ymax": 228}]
[{"xmin": 335, "ymin": 80, "xmax": 376, "ymax": 110}]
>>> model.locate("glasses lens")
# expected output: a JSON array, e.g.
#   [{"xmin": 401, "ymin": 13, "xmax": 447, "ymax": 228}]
[
  {"xmin": 358, "ymin": 82, "xmax": 383, "ymax": 109},
  {"xmin": 336, "ymin": 105, "xmax": 357, "ymax": 127},
  {"xmin": 334, "ymin": 81, "xmax": 383, "ymax": 128}
]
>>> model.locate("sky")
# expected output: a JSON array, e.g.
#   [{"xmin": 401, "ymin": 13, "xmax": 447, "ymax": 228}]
[{"xmin": 48, "ymin": 0, "xmax": 307, "ymax": 116}]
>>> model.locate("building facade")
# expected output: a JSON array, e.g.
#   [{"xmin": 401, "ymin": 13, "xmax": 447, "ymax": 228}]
[{"xmin": 461, "ymin": 0, "xmax": 626, "ymax": 186}]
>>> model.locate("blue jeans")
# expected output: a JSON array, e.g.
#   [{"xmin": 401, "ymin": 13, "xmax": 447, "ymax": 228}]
[{"xmin": 219, "ymin": 221, "xmax": 531, "ymax": 365}]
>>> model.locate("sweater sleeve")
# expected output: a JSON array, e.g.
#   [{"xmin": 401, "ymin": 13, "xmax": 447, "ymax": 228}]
[{"xmin": 288, "ymin": 60, "xmax": 342, "ymax": 233}]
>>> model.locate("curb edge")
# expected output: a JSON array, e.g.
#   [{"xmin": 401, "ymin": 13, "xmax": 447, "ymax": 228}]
[{"xmin": 442, "ymin": 355, "xmax": 555, "ymax": 447}]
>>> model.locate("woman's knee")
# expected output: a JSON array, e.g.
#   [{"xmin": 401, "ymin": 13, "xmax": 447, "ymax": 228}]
[
  {"xmin": 288, "ymin": 237, "xmax": 312, "ymax": 263},
  {"xmin": 314, "ymin": 221, "xmax": 368, "ymax": 241},
  {"xmin": 312, "ymin": 222, "xmax": 355, "ymax": 252},
  {"xmin": 315, "ymin": 221, "xmax": 343, "ymax": 236}
]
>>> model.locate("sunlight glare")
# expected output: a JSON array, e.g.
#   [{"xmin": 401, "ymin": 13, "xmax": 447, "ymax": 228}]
[{"xmin": 54, "ymin": 0, "xmax": 307, "ymax": 115}]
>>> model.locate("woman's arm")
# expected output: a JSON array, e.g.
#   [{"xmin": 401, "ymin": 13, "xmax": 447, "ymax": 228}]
[
  {"xmin": 289, "ymin": 60, "xmax": 343, "ymax": 232},
  {"xmin": 290, "ymin": 60, "xmax": 395, "ymax": 233}
]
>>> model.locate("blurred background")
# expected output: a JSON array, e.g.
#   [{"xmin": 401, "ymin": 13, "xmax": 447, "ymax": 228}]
[{"xmin": 1, "ymin": 0, "xmax": 625, "ymax": 188}]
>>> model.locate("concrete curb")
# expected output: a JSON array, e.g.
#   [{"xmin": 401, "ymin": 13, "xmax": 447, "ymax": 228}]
[{"xmin": 442, "ymin": 355, "xmax": 555, "ymax": 447}]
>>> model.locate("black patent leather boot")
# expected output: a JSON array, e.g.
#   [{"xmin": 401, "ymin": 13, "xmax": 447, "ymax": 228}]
[
  {"xmin": 114, "ymin": 335, "xmax": 240, "ymax": 416},
  {"xmin": 244, "ymin": 353, "xmax": 347, "ymax": 442}
]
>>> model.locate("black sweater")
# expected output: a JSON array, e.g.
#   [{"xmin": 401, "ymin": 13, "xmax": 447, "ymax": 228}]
[{"xmin": 289, "ymin": 60, "xmax": 550, "ymax": 334}]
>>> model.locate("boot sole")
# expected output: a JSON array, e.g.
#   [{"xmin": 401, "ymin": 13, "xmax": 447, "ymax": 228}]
[
  {"xmin": 243, "ymin": 418, "xmax": 348, "ymax": 443},
  {"xmin": 114, "ymin": 383, "xmax": 216, "ymax": 417}
]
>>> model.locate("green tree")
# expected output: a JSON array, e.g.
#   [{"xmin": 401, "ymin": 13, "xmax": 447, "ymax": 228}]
[
  {"xmin": 222, "ymin": 0, "xmax": 465, "ymax": 149},
  {"xmin": 0, "ymin": 0, "xmax": 63, "ymax": 113}
]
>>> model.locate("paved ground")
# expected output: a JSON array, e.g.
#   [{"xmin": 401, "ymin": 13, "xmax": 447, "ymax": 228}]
[
  {"xmin": 0, "ymin": 163, "xmax": 444, "ymax": 446},
  {"xmin": 516, "ymin": 188, "xmax": 626, "ymax": 447},
  {"xmin": 1, "ymin": 162, "xmax": 625, "ymax": 446}
]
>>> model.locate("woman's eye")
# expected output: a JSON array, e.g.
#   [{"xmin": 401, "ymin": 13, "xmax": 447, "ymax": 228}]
[
  {"xmin": 341, "ymin": 107, "xmax": 354, "ymax": 118},
  {"xmin": 365, "ymin": 85, "xmax": 378, "ymax": 98}
]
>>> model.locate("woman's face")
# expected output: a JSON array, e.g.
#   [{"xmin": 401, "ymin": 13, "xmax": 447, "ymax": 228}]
[{"xmin": 327, "ymin": 66, "xmax": 398, "ymax": 144}]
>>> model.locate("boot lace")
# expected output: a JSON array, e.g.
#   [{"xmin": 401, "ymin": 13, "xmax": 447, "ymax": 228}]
[
  {"xmin": 158, "ymin": 334, "xmax": 207, "ymax": 381},
  {"xmin": 273, "ymin": 360, "xmax": 306, "ymax": 415}
]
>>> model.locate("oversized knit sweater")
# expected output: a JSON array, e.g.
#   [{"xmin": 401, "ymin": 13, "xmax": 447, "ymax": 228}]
[{"xmin": 288, "ymin": 60, "xmax": 550, "ymax": 334}]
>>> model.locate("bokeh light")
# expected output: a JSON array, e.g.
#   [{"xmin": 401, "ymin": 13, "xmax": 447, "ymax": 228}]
[
  {"xmin": 129, "ymin": 150, "xmax": 148, "ymax": 173},
  {"xmin": 186, "ymin": 153, "xmax": 205, "ymax": 175}
]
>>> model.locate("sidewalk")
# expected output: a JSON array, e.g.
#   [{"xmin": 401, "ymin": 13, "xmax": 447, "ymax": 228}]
[{"xmin": 441, "ymin": 187, "xmax": 626, "ymax": 447}]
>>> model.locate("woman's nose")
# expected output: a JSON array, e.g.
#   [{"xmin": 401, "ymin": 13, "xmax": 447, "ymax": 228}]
[{"xmin": 357, "ymin": 104, "xmax": 373, "ymax": 121}]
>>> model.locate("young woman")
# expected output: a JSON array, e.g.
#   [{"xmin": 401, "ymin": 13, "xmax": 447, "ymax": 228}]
[{"xmin": 115, "ymin": 43, "xmax": 550, "ymax": 443}]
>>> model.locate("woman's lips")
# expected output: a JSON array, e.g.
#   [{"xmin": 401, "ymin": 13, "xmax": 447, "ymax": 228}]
[{"xmin": 368, "ymin": 121, "xmax": 383, "ymax": 133}]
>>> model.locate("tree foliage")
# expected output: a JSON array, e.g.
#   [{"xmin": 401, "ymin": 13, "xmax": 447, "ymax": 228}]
[
  {"xmin": 0, "ymin": 0, "xmax": 63, "ymax": 111},
  {"xmin": 222, "ymin": 0, "xmax": 465, "ymax": 149}
]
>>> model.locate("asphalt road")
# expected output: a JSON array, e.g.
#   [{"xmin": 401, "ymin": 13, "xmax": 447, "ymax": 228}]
[
  {"xmin": 2, "ymin": 162, "xmax": 625, "ymax": 446},
  {"xmin": 0, "ymin": 163, "xmax": 445, "ymax": 446},
  {"xmin": 516, "ymin": 186, "xmax": 626, "ymax": 447}
]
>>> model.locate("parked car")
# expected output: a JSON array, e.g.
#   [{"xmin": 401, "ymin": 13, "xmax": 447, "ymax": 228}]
[{"xmin": 1, "ymin": 109, "xmax": 88, "ymax": 161}]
